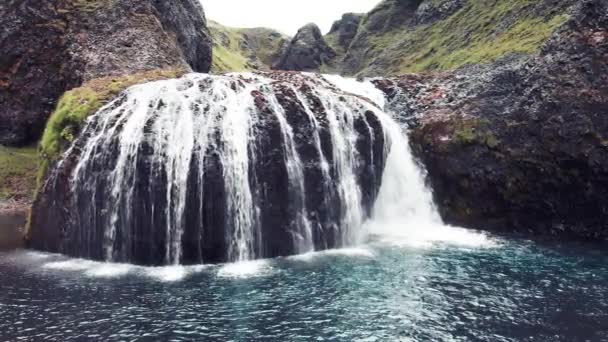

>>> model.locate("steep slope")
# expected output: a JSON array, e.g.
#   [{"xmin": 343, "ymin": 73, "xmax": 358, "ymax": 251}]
[
  {"xmin": 210, "ymin": 21, "xmax": 289, "ymax": 73},
  {"xmin": 344, "ymin": 0, "xmax": 576, "ymax": 76},
  {"xmin": 272, "ymin": 0, "xmax": 577, "ymax": 76}
]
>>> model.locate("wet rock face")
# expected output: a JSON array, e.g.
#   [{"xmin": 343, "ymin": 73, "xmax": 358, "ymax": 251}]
[
  {"xmin": 0, "ymin": 0, "xmax": 212, "ymax": 146},
  {"xmin": 273, "ymin": 24, "xmax": 336, "ymax": 71},
  {"xmin": 151, "ymin": 0, "xmax": 212, "ymax": 73},
  {"xmin": 393, "ymin": 0, "xmax": 608, "ymax": 240}
]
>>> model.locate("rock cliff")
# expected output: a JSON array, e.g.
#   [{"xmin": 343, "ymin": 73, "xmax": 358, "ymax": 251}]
[
  {"xmin": 273, "ymin": 24, "xmax": 336, "ymax": 72},
  {"xmin": 0, "ymin": 0, "xmax": 212, "ymax": 146},
  {"xmin": 385, "ymin": 0, "xmax": 608, "ymax": 240}
]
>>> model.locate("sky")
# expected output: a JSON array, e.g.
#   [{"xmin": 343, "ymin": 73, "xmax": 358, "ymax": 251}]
[{"xmin": 199, "ymin": 0, "xmax": 380, "ymax": 36}]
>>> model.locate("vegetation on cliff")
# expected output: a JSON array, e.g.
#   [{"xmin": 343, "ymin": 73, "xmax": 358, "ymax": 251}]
[
  {"xmin": 344, "ymin": 0, "xmax": 573, "ymax": 75},
  {"xmin": 265, "ymin": 0, "xmax": 574, "ymax": 75},
  {"xmin": 37, "ymin": 68, "xmax": 187, "ymax": 186}
]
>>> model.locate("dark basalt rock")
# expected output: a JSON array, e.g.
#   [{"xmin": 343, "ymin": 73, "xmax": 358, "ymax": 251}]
[
  {"xmin": 328, "ymin": 13, "xmax": 364, "ymax": 49},
  {"xmin": 382, "ymin": 0, "xmax": 608, "ymax": 240},
  {"xmin": 0, "ymin": 1, "xmax": 78, "ymax": 146},
  {"xmin": 0, "ymin": 0, "xmax": 212, "ymax": 146},
  {"xmin": 273, "ymin": 24, "xmax": 337, "ymax": 72}
]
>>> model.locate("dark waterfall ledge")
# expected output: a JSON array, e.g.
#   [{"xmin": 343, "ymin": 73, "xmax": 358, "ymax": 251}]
[
  {"xmin": 28, "ymin": 72, "xmax": 390, "ymax": 266},
  {"xmin": 382, "ymin": 0, "xmax": 608, "ymax": 240}
]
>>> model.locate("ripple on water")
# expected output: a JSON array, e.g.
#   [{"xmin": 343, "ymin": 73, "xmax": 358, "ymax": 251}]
[{"xmin": 1, "ymin": 235, "xmax": 608, "ymax": 341}]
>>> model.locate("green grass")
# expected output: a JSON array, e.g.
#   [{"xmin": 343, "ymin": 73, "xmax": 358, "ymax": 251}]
[
  {"xmin": 209, "ymin": 22, "xmax": 289, "ymax": 73},
  {"xmin": 212, "ymin": 45, "xmax": 251, "ymax": 73},
  {"xmin": 37, "ymin": 67, "xmax": 187, "ymax": 187},
  {"xmin": 355, "ymin": 0, "xmax": 570, "ymax": 75},
  {"xmin": 210, "ymin": 23, "xmax": 251, "ymax": 73},
  {"xmin": 0, "ymin": 146, "xmax": 38, "ymax": 201}
]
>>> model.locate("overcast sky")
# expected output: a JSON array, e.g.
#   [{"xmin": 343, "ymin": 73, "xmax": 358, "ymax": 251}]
[{"xmin": 200, "ymin": 0, "xmax": 380, "ymax": 36}]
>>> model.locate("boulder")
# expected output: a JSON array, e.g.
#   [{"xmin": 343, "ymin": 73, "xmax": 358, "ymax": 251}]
[{"xmin": 273, "ymin": 24, "xmax": 336, "ymax": 72}]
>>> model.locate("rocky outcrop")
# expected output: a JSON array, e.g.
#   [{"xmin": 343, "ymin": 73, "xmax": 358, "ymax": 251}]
[
  {"xmin": 0, "ymin": 1, "xmax": 78, "ymax": 146},
  {"xmin": 384, "ymin": 0, "xmax": 608, "ymax": 240},
  {"xmin": 273, "ymin": 24, "xmax": 336, "ymax": 72},
  {"xmin": 327, "ymin": 13, "xmax": 364, "ymax": 49},
  {"xmin": 0, "ymin": 0, "xmax": 212, "ymax": 146}
]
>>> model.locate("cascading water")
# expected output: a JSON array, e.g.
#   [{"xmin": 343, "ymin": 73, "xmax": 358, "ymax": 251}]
[
  {"xmin": 322, "ymin": 75, "xmax": 442, "ymax": 238},
  {"xmin": 30, "ymin": 72, "xmax": 442, "ymax": 266}
]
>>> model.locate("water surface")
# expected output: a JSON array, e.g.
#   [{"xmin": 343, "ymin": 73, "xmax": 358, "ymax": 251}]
[{"xmin": 1, "ymin": 227, "xmax": 607, "ymax": 341}]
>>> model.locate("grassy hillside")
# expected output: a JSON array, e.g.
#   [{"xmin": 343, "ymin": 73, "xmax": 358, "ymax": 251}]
[
  {"xmin": 0, "ymin": 146, "xmax": 37, "ymax": 202},
  {"xmin": 344, "ymin": 0, "xmax": 574, "ymax": 76},
  {"xmin": 210, "ymin": 21, "xmax": 289, "ymax": 73}
]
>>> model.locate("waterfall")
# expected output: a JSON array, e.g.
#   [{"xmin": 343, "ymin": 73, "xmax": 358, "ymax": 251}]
[
  {"xmin": 32, "ymin": 72, "xmax": 441, "ymax": 266},
  {"xmin": 322, "ymin": 75, "xmax": 441, "ymax": 229}
]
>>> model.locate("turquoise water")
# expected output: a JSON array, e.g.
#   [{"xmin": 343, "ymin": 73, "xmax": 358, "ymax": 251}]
[{"xmin": 1, "ymin": 228, "xmax": 607, "ymax": 341}]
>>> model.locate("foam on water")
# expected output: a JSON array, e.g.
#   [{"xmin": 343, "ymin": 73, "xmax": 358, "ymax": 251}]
[
  {"xmin": 26, "ymin": 252, "xmax": 204, "ymax": 282},
  {"xmin": 144, "ymin": 266, "xmax": 189, "ymax": 282},
  {"xmin": 85, "ymin": 263, "xmax": 133, "ymax": 278},
  {"xmin": 288, "ymin": 247, "xmax": 376, "ymax": 262},
  {"xmin": 367, "ymin": 220, "xmax": 498, "ymax": 249},
  {"xmin": 216, "ymin": 259, "xmax": 273, "ymax": 279},
  {"xmin": 43, "ymin": 259, "xmax": 100, "ymax": 271}
]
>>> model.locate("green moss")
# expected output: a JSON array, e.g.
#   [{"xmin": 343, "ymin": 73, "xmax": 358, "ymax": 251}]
[
  {"xmin": 0, "ymin": 146, "xmax": 38, "ymax": 201},
  {"xmin": 357, "ymin": 0, "xmax": 570, "ymax": 75},
  {"xmin": 452, "ymin": 118, "xmax": 500, "ymax": 148},
  {"xmin": 37, "ymin": 67, "xmax": 187, "ymax": 187}
]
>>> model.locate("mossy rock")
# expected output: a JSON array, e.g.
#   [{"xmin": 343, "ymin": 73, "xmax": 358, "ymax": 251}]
[
  {"xmin": 452, "ymin": 119, "xmax": 500, "ymax": 148},
  {"xmin": 37, "ymin": 67, "xmax": 188, "ymax": 187}
]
